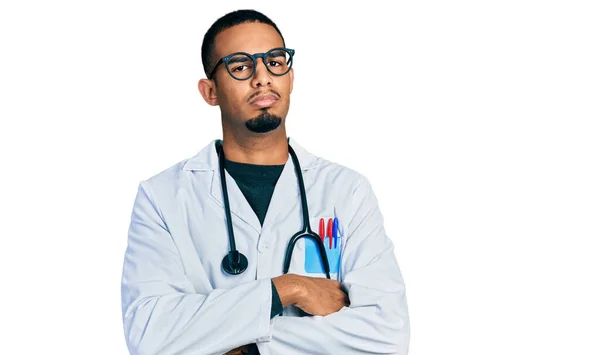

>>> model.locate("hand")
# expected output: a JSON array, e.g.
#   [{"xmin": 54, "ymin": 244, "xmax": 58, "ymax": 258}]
[
  {"xmin": 293, "ymin": 275, "xmax": 350, "ymax": 316},
  {"xmin": 225, "ymin": 344, "xmax": 251, "ymax": 355}
]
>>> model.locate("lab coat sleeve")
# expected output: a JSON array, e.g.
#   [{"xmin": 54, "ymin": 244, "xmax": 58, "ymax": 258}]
[
  {"xmin": 257, "ymin": 176, "xmax": 410, "ymax": 355},
  {"xmin": 121, "ymin": 182, "xmax": 273, "ymax": 355}
]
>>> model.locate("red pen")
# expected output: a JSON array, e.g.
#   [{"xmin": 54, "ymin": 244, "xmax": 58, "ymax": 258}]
[
  {"xmin": 319, "ymin": 218, "xmax": 325, "ymax": 242},
  {"xmin": 327, "ymin": 218, "xmax": 333, "ymax": 249}
]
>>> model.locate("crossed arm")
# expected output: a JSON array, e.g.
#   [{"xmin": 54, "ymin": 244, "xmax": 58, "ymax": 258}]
[{"xmin": 121, "ymin": 178, "xmax": 409, "ymax": 355}]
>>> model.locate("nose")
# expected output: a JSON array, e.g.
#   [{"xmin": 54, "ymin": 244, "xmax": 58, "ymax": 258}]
[{"xmin": 251, "ymin": 58, "xmax": 272, "ymax": 87}]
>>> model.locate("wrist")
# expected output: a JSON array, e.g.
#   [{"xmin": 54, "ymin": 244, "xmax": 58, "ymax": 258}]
[{"xmin": 272, "ymin": 274, "xmax": 306, "ymax": 307}]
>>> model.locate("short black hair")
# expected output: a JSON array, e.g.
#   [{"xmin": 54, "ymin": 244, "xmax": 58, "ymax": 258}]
[{"xmin": 201, "ymin": 9, "xmax": 286, "ymax": 78}]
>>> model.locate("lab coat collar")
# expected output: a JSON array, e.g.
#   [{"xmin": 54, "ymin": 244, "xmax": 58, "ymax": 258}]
[
  {"xmin": 181, "ymin": 137, "xmax": 318, "ymax": 172},
  {"xmin": 182, "ymin": 137, "xmax": 319, "ymax": 234}
]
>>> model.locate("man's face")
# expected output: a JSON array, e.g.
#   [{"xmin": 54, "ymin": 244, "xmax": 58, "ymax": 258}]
[{"xmin": 207, "ymin": 22, "xmax": 294, "ymax": 134}]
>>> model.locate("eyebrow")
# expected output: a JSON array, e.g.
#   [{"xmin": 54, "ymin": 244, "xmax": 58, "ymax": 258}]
[
  {"xmin": 268, "ymin": 50, "xmax": 286, "ymax": 58},
  {"xmin": 229, "ymin": 56, "xmax": 253, "ymax": 64}
]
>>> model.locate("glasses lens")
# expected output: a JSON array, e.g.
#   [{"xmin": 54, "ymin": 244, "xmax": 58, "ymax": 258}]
[
  {"xmin": 265, "ymin": 49, "xmax": 292, "ymax": 76},
  {"xmin": 227, "ymin": 54, "xmax": 255, "ymax": 80}
]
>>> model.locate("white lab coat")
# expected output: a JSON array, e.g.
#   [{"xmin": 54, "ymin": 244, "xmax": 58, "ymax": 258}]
[{"xmin": 121, "ymin": 138, "xmax": 410, "ymax": 355}]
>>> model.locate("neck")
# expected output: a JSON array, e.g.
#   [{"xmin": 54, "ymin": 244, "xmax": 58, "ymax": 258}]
[{"xmin": 221, "ymin": 128, "xmax": 289, "ymax": 165}]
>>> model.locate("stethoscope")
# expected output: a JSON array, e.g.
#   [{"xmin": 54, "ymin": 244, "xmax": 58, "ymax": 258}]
[{"xmin": 216, "ymin": 139, "xmax": 331, "ymax": 279}]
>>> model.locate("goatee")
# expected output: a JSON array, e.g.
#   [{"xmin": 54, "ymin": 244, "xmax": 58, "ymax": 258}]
[{"xmin": 245, "ymin": 111, "xmax": 282, "ymax": 133}]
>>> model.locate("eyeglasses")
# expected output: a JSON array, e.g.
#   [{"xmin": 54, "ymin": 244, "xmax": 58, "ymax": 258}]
[{"xmin": 208, "ymin": 47, "xmax": 295, "ymax": 81}]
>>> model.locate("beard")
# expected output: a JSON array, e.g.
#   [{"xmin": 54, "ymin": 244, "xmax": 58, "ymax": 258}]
[{"xmin": 245, "ymin": 110, "xmax": 282, "ymax": 133}]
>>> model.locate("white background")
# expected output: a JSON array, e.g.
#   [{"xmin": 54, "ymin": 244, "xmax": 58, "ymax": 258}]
[{"xmin": 1, "ymin": 1, "xmax": 598, "ymax": 354}]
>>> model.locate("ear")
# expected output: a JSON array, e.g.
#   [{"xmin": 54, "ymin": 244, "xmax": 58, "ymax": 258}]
[
  {"xmin": 198, "ymin": 79, "xmax": 219, "ymax": 106},
  {"xmin": 289, "ymin": 68, "xmax": 294, "ymax": 94}
]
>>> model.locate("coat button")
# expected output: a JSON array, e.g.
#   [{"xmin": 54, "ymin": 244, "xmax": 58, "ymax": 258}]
[{"xmin": 258, "ymin": 242, "xmax": 269, "ymax": 253}]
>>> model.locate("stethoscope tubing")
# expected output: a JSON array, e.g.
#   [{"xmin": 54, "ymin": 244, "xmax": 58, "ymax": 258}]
[{"xmin": 217, "ymin": 140, "xmax": 331, "ymax": 279}]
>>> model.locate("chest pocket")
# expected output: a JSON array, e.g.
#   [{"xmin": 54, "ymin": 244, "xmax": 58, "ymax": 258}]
[{"xmin": 304, "ymin": 216, "xmax": 344, "ymax": 275}]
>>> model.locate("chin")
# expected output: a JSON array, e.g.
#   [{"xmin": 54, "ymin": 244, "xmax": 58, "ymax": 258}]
[{"xmin": 245, "ymin": 111, "xmax": 283, "ymax": 133}]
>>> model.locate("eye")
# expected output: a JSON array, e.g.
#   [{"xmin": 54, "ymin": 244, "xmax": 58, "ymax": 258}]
[
  {"xmin": 267, "ymin": 60, "xmax": 282, "ymax": 67},
  {"xmin": 231, "ymin": 65, "xmax": 250, "ymax": 72}
]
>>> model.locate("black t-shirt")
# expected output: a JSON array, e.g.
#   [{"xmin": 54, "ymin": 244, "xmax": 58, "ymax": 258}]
[{"xmin": 224, "ymin": 159, "xmax": 286, "ymax": 225}]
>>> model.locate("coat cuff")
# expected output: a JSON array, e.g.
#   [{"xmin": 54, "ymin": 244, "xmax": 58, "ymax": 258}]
[
  {"xmin": 270, "ymin": 279, "xmax": 283, "ymax": 318},
  {"xmin": 256, "ymin": 278, "xmax": 275, "ymax": 343}
]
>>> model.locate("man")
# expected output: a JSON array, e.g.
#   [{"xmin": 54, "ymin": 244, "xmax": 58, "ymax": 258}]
[{"xmin": 121, "ymin": 9, "xmax": 410, "ymax": 355}]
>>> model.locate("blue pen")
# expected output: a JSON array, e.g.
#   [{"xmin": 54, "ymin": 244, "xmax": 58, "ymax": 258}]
[{"xmin": 333, "ymin": 218, "xmax": 339, "ymax": 248}]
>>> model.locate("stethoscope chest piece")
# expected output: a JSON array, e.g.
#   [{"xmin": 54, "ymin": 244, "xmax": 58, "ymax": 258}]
[{"xmin": 222, "ymin": 250, "xmax": 248, "ymax": 275}]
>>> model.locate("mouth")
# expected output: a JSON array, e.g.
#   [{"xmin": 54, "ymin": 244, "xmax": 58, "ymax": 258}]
[{"xmin": 249, "ymin": 93, "xmax": 279, "ymax": 108}]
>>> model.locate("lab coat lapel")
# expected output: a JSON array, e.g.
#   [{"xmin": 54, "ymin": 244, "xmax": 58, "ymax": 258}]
[
  {"xmin": 182, "ymin": 140, "xmax": 262, "ymax": 234},
  {"xmin": 210, "ymin": 167, "xmax": 262, "ymax": 234},
  {"xmin": 262, "ymin": 138, "xmax": 318, "ymax": 227},
  {"xmin": 262, "ymin": 157, "xmax": 300, "ymax": 226},
  {"xmin": 182, "ymin": 138, "xmax": 317, "ymax": 234}
]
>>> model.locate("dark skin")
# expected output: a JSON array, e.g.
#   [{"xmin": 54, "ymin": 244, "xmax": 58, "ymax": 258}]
[
  {"xmin": 198, "ymin": 22, "xmax": 292, "ymax": 166},
  {"xmin": 197, "ymin": 22, "xmax": 349, "ymax": 352}
]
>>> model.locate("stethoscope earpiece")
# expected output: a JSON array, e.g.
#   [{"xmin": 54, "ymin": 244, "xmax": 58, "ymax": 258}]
[{"xmin": 222, "ymin": 250, "xmax": 248, "ymax": 275}]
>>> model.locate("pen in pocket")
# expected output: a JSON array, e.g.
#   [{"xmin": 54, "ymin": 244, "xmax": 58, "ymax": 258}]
[
  {"xmin": 319, "ymin": 218, "xmax": 325, "ymax": 242},
  {"xmin": 327, "ymin": 218, "xmax": 333, "ymax": 249},
  {"xmin": 333, "ymin": 217, "xmax": 339, "ymax": 248}
]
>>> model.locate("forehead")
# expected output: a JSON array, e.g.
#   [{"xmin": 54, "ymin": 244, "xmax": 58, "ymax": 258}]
[{"xmin": 213, "ymin": 22, "xmax": 285, "ymax": 58}]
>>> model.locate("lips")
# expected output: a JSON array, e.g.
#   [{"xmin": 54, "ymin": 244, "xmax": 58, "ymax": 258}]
[{"xmin": 249, "ymin": 94, "xmax": 279, "ymax": 108}]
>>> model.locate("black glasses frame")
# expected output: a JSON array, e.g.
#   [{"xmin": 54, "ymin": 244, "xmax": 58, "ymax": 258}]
[{"xmin": 208, "ymin": 47, "xmax": 295, "ymax": 81}]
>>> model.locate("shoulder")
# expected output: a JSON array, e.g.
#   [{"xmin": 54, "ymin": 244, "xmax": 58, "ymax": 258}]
[
  {"xmin": 310, "ymin": 152, "xmax": 373, "ymax": 200},
  {"xmin": 144, "ymin": 158, "xmax": 189, "ymax": 185},
  {"xmin": 137, "ymin": 140, "xmax": 217, "ymax": 196},
  {"xmin": 135, "ymin": 155, "xmax": 197, "ymax": 203}
]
